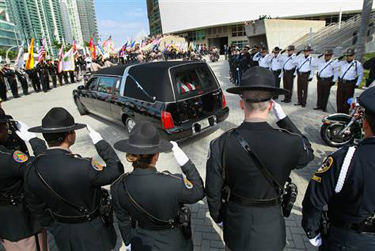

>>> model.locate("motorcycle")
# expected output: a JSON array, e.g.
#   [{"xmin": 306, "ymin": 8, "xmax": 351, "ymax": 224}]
[
  {"xmin": 209, "ymin": 52, "xmax": 220, "ymax": 62},
  {"xmin": 320, "ymin": 98, "xmax": 364, "ymax": 147}
]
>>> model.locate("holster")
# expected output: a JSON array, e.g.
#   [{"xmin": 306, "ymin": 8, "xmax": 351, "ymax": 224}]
[
  {"xmin": 99, "ymin": 189, "xmax": 114, "ymax": 227},
  {"xmin": 320, "ymin": 211, "xmax": 330, "ymax": 236}
]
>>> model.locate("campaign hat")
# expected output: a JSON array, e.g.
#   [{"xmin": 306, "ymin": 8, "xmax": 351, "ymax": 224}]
[
  {"xmin": 287, "ymin": 45, "xmax": 295, "ymax": 51},
  {"xmin": 358, "ymin": 87, "xmax": 375, "ymax": 115},
  {"xmin": 345, "ymin": 48, "xmax": 355, "ymax": 56}
]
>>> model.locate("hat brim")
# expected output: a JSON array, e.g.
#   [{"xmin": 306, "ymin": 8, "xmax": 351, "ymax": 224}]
[
  {"xmin": 28, "ymin": 123, "xmax": 86, "ymax": 133},
  {"xmin": 114, "ymin": 138, "xmax": 173, "ymax": 154},
  {"xmin": 226, "ymin": 86, "xmax": 290, "ymax": 95}
]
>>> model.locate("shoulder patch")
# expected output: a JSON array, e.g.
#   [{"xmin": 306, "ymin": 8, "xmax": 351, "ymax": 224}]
[
  {"xmin": 183, "ymin": 178, "xmax": 193, "ymax": 189},
  {"xmin": 13, "ymin": 151, "xmax": 28, "ymax": 163},
  {"xmin": 316, "ymin": 156, "xmax": 334, "ymax": 174},
  {"xmin": 91, "ymin": 159, "xmax": 103, "ymax": 171}
]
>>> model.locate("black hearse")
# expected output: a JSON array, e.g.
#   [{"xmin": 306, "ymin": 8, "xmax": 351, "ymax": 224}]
[{"xmin": 73, "ymin": 61, "xmax": 229, "ymax": 140}]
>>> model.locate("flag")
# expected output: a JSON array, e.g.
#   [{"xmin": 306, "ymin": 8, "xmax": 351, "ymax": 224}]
[
  {"xmin": 14, "ymin": 46, "xmax": 24, "ymax": 70},
  {"xmin": 119, "ymin": 42, "xmax": 127, "ymax": 57},
  {"xmin": 58, "ymin": 45, "xmax": 64, "ymax": 73},
  {"xmin": 62, "ymin": 48, "xmax": 75, "ymax": 71},
  {"xmin": 73, "ymin": 40, "xmax": 77, "ymax": 54},
  {"xmin": 38, "ymin": 39, "xmax": 46, "ymax": 63},
  {"xmin": 89, "ymin": 38, "xmax": 96, "ymax": 59},
  {"xmin": 102, "ymin": 36, "xmax": 113, "ymax": 53},
  {"xmin": 102, "ymin": 36, "xmax": 112, "ymax": 48},
  {"xmin": 25, "ymin": 38, "xmax": 34, "ymax": 70},
  {"xmin": 130, "ymin": 40, "xmax": 136, "ymax": 49}
]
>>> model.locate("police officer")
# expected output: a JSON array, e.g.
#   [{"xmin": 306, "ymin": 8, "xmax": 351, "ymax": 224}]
[
  {"xmin": 335, "ymin": 48, "xmax": 364, "ymax": 114},
  {"xmin": 0, "ymin": 109, "xmax": 48, "ymax": 250},
  {"xmin": 270, "ymin": 47, "xmax": 283, "ymax": 98},
  {"xmin": 24, "ymin": 107, "xmax": 124, "ymax": 251},
  {"xmin": 15, "ymin": 68, "xmax": 29, "ymax": 95},
  {"xmin": 111, "ymin": 122, "xmax": 204, "ymax": 251},
  {"xmin": 302, "ymin": 87, "xmax": 375, "ymax": 250},
  {"xmin": 206, "ymin": 67, "xmax": 314, "ymax": 251},
  {"xmin": 280, "ymin": 45, "xmax": 297, "ymax": 103},
  {"xmin": 26, "ymin": 68, "xmax": 41, "ymax": 93},
  {"xmin": 313, "ymin": 50, "xmax": 337, "ymax": 112},
  {"xmin": 2, "ymin": 64, "xmax": 19, "ymax": 98},
  {"xmin": 0, "ymin": 69, "xmax": 6, "ymax": 101},
  {"xmin": 2, "ymin": 108, "xmax": 29, "ymax": 155},
  {"xmin": 47, "ymin": 59, "xmax": 57, "ymax": 88},
  {"xmin": 253, "ymin": 47, "xmax": 272, "ymax": 69},
  {"xmin": 295, "ymin": 45, "xmax": 315, "ymax": 107},
  {"xmin": 54, "ymin": 60, "xmax": 63, "ymax": 86},
  {"xmin": 249, "ymin": 45, "xmax": 260, "ymax": 67}
]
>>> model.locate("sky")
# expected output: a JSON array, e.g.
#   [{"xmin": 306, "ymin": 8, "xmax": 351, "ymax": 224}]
[{"xmin": 94, "ymin": 0, "xmax": 150, "ymax": 48}]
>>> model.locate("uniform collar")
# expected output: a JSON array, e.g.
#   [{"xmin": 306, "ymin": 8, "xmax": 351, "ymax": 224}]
[
  {"xmin": 131, "ymin": 167, "xmax": 157, "ymax": 175},
  {"xmin": 360, "ymin": 137, "xmax": 375, "ymax": 145},
  {"xmin": 45, "ymin": 147, "xmax": 72, "ymax": 155},
  {"xmin": 239, "ymin": 121, "xmax": 273, "ymax": 130}
]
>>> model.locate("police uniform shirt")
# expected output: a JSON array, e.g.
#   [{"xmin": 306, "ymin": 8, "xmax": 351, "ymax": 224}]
[
  {"xmin": 270, "ymin": 54, "xmax": 282, "ymax": 71},
  {"xmin": 252, "ymin": 52, "xmax": 261, "ymax": 62},
  {"xmin": 254, "ymin": 54, "xmax": 272, "ymax": 69},
  {"xmin": 302, "ymin": 137, "xmax": 375, "ymax": 237},
  {"xmin": 315, "ymin": 58, "xmax": 338, "ymax": 81},
  {"xmin": 279, "ymin": 54, "xmax": 297, "ymax": 71},
  {"xmin": 336, "ymin": 60, "xmax": 364, "ymax": 86},
  {"xmin": 296, "ymin": 55, "xmax": 315, "ymax": 79}
]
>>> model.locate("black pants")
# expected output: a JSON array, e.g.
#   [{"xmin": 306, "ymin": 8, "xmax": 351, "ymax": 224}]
[
  {"xmin": 0, "ymin": 81, "xmax": 7, "ymax": 101},
  {"xmin": 19, "ymin": 79, "xmax": 28, "ymax": 95},
  {"xmin": 57, "ymin": 75, "xmax": 63, "ymax": 86},
  {"xmin": 320, "ymin": 226, "xmax": 375, "ymax": 251},
  {"xmin": 297, "ymin": 73, "xmax": 309, "ymax": 106},
  {"xmin": 31, "ymin": 78, "xmax": 41, "ymax": 92},
  {"xmin": 337, "ymin": 81, "xmax": 356, "ymax": 114},
  {"xmin": 51, "ymin": 75, "xmax": 57, "ymax": 88},
  {"xmin": 273, "ymin": 70, "xmax": 281, "ymax": 99},
  {"xmin": 316, "ymin": 78, "xmax": 333, "ymax": 110},
  {"xmin": 8, "ymin": 79, "xmax": 19, "ymax": 98},
  {"xmin": 40, "ymin": 74, "xmax": 48, "ymax": 92},
  {"xmin": 63, "ymin": 72, "xmax": 70, "ymax": 84},
  {"xmin": 69, "ymin": 71, "xmax": 75, "ymax": 83},
  {"xmin": 283, "ymin": 70, "xmax": 294, "ymax": 101}
]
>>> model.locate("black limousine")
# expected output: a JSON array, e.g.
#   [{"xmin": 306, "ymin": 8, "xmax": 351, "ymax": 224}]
[{"xmin": 73, "ymin": 61, "xmax": 229, "ymax": 140}]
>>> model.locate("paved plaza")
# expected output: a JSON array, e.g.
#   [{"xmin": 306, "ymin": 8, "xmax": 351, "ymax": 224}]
[{"xmin": 1, "ymin": 58, "xmax": 365, "ymax": 251}]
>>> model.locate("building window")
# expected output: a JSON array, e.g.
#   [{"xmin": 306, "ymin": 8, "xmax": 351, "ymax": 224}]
[
  {"xmin": 231, "ymin": 40, "xmax": 248, "ymax": 49},
  {"xmin": 232, "ymin": 25, "xmax": 245, "ymax": 37},
  {"xmin": 189, "ymin": 30, "xmax": 205, "ymax": 41}
]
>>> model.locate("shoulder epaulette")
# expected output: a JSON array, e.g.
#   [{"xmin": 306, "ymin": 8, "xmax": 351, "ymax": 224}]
[{"xmin": 160, "ymin": 171, "xmax": 182, "ymax": 180}]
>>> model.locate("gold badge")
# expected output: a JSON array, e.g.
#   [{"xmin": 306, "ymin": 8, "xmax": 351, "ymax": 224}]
[
  {"xmin": 316, "ymin": 157, "xmax": 333, "ymax": 174},
  {"xmin": 183, "ymin": 178, "xmax": 193, "ymax": 189},
  {"xmin": 91, "ymin": 159, "xmax": 103, "ymax": 171},
  {"xmin": 312, "ymin": 175, "xmax": 322, "ymax": 183},
  {"xmin": 13, "ymin": 151, "xmax": 28, "ymax": 163}
]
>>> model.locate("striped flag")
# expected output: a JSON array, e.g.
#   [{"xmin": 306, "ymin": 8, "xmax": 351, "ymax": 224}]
[
  {"xmin": 38, "ymin": 38, "xmax": 46, "ymax": 63},
  {"xmin": 25, "ymin": 38, "xmax": 34, "ymax": 70},
  {"xmin": 89, "ymin": 38, "xmax": 96, "ymax": 59},
  {"xmin": 58, "ymin": 45, "xmax": 64, "ymax": 73}
]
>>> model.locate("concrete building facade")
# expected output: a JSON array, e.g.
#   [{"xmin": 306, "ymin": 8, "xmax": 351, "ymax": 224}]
[{"xmin": 0, "ymin": 9, "xmax": 21, "ymax": 48}]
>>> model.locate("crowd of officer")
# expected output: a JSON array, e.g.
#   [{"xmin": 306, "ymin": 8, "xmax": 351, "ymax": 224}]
[
  {"xmin": 0, "ymin": 57, "xmax": 375, "ymax": 250},
  {"xmin": 228, "ymin": 44, "xmax": 367, "ymax": 114}
]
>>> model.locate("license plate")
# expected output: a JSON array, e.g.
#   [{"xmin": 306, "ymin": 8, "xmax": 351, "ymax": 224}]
[{"xmin": 197, "ymin": 118, "xmax": 210, "ymax": 129}]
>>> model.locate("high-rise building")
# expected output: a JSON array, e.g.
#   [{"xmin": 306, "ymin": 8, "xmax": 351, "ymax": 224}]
[
  {"xmin": 60, "ymin": 0, "xmax": 83, "ymax": 45},
  {"xmin": 146, "ymin": 0, "xmax": 162, "ymax": 36},
  {"xmin": 0, "ymin": 8, "xmax": 21, "ymax": 49},
  {"xmin": 76, "ymin": 0, "xmax": 98, "ymax": 43}
]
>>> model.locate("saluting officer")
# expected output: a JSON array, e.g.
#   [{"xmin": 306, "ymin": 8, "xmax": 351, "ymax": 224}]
[
  {"xmin": 302, "ymin": 87, "xmax": 375, "ymax": 250},
  {"xmin": 111, "ymin": 122, "xmax": 204, "ymax": 251},
  {"xmin": 24, "ymin": 107, "xmax": 124, "ymax": 251},
  {"xmin": 206, "ymin": 67, "xmax": 314, "ymax": 251},
  {"xmin": 313, "ymin": 50, "xmax": 338, "ymax": 112},
  {"xmin": 269, "ymin": 47, "xmax": 283, "ymax": 98},
  {"xmin": 0, "ymin": 108, "xmax": 48, "ymax": 250},
  {"xmin": 253, "ymin": 47, "xmax": 272, "ymax": 69},
  {"xmin": 295, "ymin": 46, "xmax": 315, "ymax": 107},
  {"xmin": 335, "ymin": 48, "xmax": 364, "ymax": 114},
  {"xmin": 279, "ymin": 45, "xmax": 297, "ymax": 103}
]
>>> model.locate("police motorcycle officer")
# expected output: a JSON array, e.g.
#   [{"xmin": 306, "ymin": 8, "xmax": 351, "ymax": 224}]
[
  {"xmin": 302, "ymin": 86, "xmax": 375, "ymax": 250},
  {"xmin": 24, "ymin": 107, "xmax": 124, "ymax": 251},
  {"xmin": 111, "ymin": 121, "xmax": 204, "ymax": 251},
  {"xmin": 0, "ymin": 108, "xmax": 48, "ymax": 250},
  {"xmin": 206, "ymin": 67, "xmax": 314, "ymax": 251}
]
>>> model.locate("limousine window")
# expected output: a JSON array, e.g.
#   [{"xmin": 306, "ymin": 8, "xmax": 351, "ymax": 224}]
[
  {"xmin": 87, "ymin": 77, "xmax": 98, "ymax": 91},
  {"xmin": 97, "ymin": 76, "xmax": 117, "ymax": 94}
]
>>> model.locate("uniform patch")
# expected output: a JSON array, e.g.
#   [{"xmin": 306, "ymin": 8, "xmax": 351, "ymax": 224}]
[
  {"xmin": 13, "ymin": 151, "xmax": 28, "ymax": 163},
  {"xmin": 183, "ymin": 178, "xmax": 193, "ymax": 189},
  {"xmin": 312, "ymin": 175, "xmax": 322, "ymax": 183},
  {"xmin": 91, "ymin": 159, "xmax": 103, "ymax": 171},
  {"xmin": 316, "ymin": 157, "xmax": 333, "ymax": 174}
]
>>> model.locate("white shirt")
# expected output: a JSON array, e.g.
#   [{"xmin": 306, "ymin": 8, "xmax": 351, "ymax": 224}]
[
  {"xmin": 315, "ymin": 58, "xmax": 337, "ymax": 80},
  {"xmin": 279, "ymin": 54, "xmax": 296, "ymax": 71},
  {"xmin": 254, "ymin": 53, "xmax": 272, "ymax": 69},
  {"xmin": 296, "ymin": 55, "xmax": 315, "ymax": 79},
  {"xmin": 269, "ymin": 53, "xmax": 282, "ymax": 71},
  {"xmin": 336, "ymin": 60, "xmax": 364, "ymax": 86},
  {"xmin": 85, "ymin": 57, "xmax": 92, "ymax": 70}
]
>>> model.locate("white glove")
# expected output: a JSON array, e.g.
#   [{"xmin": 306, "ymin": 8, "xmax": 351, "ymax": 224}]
[
  {"xmin": 218, "ymin": 222, "xmax": 224, "ymax": 228},
  {"xmin": 125, "ymin": 244, "xmax": 131, "ymax": 251},
  {"xmin": 308, "ymin": 233, "xmax": 322, "ymax": 247},
  {"xmin": 170, "ymin": 141, "xmax": 189, "ymax": 166},
  {"xmin": 15, "ymin": 121, "xmax": 36, "ymax": 142},
  {"xmin": 271, "ymin": 100, "xmax": 286, "ymax": 121},
  {"xmin": 86, "ymin": 125, "xmax": 103, "ymax": 144}
]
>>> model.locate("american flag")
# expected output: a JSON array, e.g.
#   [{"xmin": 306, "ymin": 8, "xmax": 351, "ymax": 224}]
[{"xmin": 38, "ymin": 38, "xmax": 46, "ymax": 63}]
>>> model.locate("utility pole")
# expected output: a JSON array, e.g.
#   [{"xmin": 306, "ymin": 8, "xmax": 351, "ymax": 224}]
[{"xmin": 356, "ymin": 0, "xmax": 373, "ymax": 62}]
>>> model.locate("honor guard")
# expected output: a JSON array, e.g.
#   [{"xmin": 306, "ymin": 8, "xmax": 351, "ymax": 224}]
[
  {"xmin": 279, "ymin": 45, "xmax": 296, "ymax": 103},
  {"xmin": 335, "ymin": 48, "xmax": 364, "ymax": 114},
  {"xmin": 0, "ymin": 108, "xmax": 48, "ymax": 250},
  {"xmin": 269, "ymin": 47, "xmax": 283, "ymax": 98},
  {"xmin": 313, "ymin": 50, "xmax": 338, "ymax": 112},
  {"xmin": 302, "ymin": 87, "xmax": 375, "ymax": 250},
  {"xmin": 24, "ymin": 107, "xmax": 124, "ymax": 251},
  {"xmin": 253, "ymin": 47, "xmax": 272, "ymax": 69},
  {"xmin": 111, "ymin": 122, "xmax": 204, "ymax": 251},
  {"xmin": 295, "ymin": 46, "xmax": 315, "ymax": 107},
  {"xmin": 2, "ymin": 64, "xmax": 19, "ymax": 98},
  {"xmin": 206, "ymin": 67, "xmax": 314, "ymax": 251}
]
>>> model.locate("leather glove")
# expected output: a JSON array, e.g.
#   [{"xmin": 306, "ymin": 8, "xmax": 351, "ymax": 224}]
[
  {"xmin": 170, "ymin": 141, "xmax": 189, "ymax": 166},
  {"xmin": 308, "ymin": 233, "xmax": 322, "ymax": 247},
  {"xmin": 86, "ymin": 125, "xmax": 103, "ymax": 144},
  {"xmin": 271, "ymin": 100, "xmax": 286, "ymax": 121},
  {"xmin": 16, "ymin": 121, "xmax": 36, "ymax": 142},
  {"xmin": 125, "ymin": 244, "xmax": 131, "ymax": 251}
]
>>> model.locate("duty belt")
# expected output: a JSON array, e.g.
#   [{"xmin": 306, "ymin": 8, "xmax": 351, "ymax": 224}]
[
  {"xmin": 47, "ymin": 206, "xmax": 100, "ymax": 224},
  {"xmin": 331, "ymin": 219, "xmax": 375, "ymax": 233},
  {"xmin": 341, "ymin": 79, "xmax": 356, "ymax": 84},
  {"xmin": 318, "ymin": 76, "xmax": 333, "ymax": 81},
  {"xmin": 229, "ymin": 192, "xmax": 281, "ymax": 207},
  {"xmin": 0, "ymin": 194, "xmax": 23, "ymax": 206},
  {"xmin": 298, "ymin": 71, "xmax": 311, "ymax": 75},
  {"xmin": 131, "ymin": 218, "xmax": 177, "ymax": 230}
]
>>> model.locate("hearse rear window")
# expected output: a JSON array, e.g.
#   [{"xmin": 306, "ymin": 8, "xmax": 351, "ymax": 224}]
[
  {"xmin": 97, "ymin": 76, "xmax": 117, "ymax": 94},
  {"xmin": 172, "ymin": 66, "xmax": 216, "ymax": 98}
]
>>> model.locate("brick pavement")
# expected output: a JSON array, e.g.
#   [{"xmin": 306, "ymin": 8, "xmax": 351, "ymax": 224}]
[{"xmin": 0, "ymin": 58, "xmax": 365, "ymax": 251}]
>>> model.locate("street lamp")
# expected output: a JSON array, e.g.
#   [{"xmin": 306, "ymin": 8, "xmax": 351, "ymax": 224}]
[{"xmin": 5, "ymin": 45, "xmax": 21, "ymax": 64}]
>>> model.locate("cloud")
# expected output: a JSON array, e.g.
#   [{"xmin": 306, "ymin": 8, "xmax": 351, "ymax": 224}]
[{"xmin": 124, "ymin": 8, "xmax": 146, "ymax": 18}]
